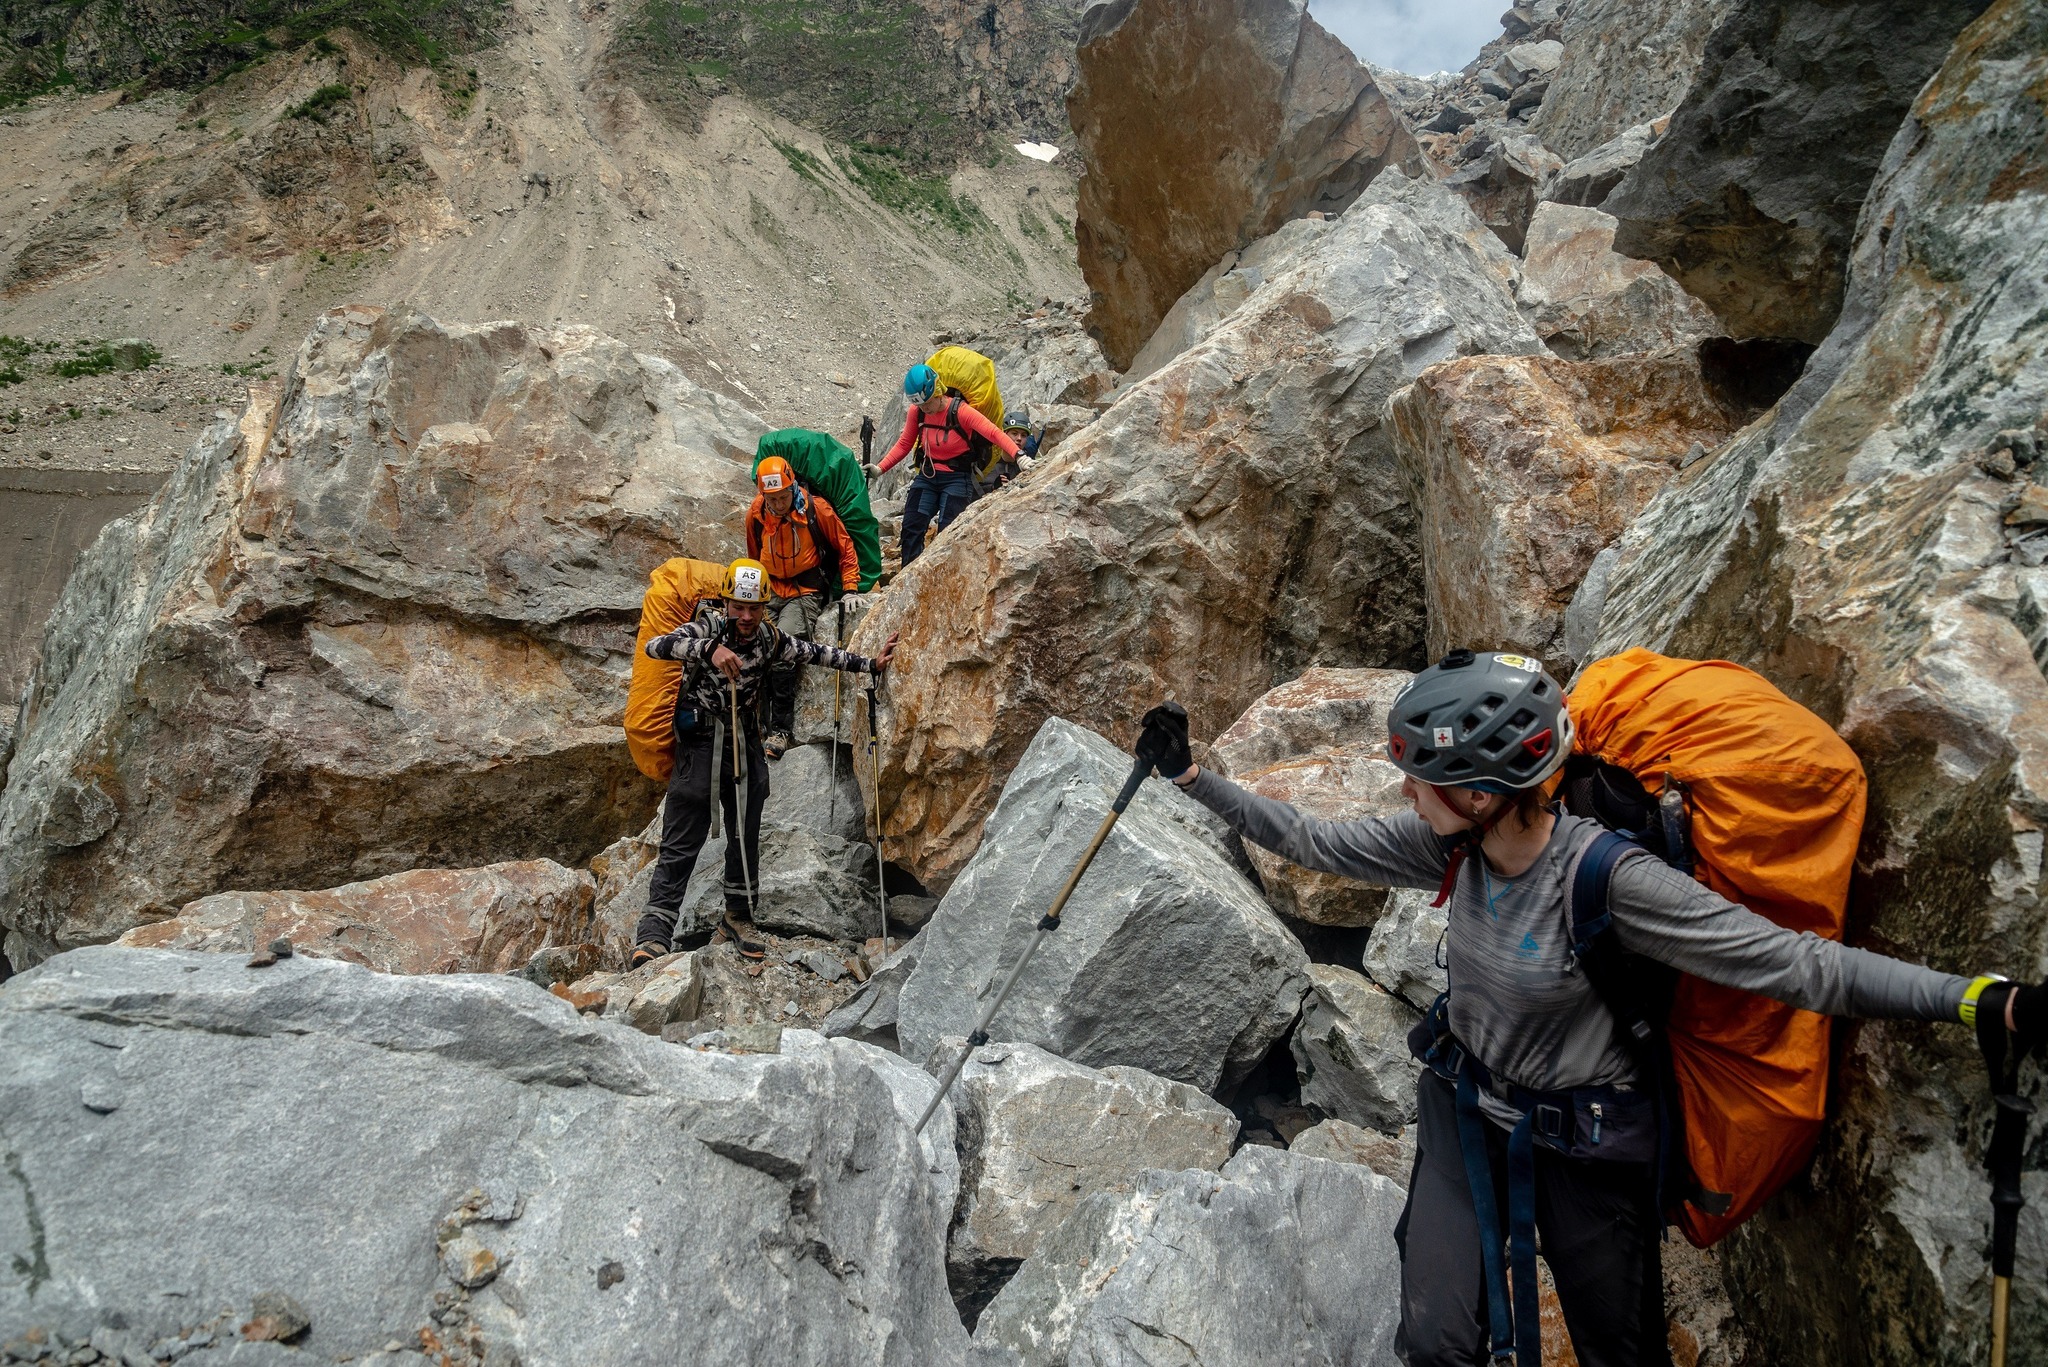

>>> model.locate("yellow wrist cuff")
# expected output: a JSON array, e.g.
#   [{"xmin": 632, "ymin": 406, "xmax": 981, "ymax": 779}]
[{"xmin": 1959, "ymin": 973, "xmax": 2007, "ymax": 1027}]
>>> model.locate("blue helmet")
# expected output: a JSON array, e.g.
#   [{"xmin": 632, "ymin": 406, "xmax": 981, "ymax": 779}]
[{"xmin": 904, "ymin": 363, "xmax": 937, "ymax": 401}]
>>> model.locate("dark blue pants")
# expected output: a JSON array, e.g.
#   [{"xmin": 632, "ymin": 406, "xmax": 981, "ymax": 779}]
[{"xmin": 900, "ymin": 469, "xmax": 975, "ymax": 565}]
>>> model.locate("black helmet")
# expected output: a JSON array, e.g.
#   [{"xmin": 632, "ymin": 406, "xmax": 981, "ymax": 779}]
[{"xmin": 1386, "ymin": 649, "xmax": 1572, "ymax": 791}]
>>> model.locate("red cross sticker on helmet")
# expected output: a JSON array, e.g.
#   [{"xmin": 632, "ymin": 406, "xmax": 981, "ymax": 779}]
[{"xmin": 1433, "ymin": 726, "xmax": 1456, "ymax": 747}]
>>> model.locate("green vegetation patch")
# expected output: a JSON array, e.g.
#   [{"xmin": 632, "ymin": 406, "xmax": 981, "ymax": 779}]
[
  {"xmin": 608, "ymin": 0, "xmax": 1030, "ymax": 173},
  {"xmin": 1, "ymin": 0, "xmax": 507, "ymax": 106},
  {"xmin": 834, "ymin": 148, "xmax": 989, "ymax": 235},
  {"xmin": 0, "ymin": 336, "xmax": 59, "ymax": 387},
  {"xmin": 287, "ymin": 82, "xmax": 353, "ymax": 120},
  {"xmin": 52, "ymin": 339, "xmax": 162, "ymax": 378}
]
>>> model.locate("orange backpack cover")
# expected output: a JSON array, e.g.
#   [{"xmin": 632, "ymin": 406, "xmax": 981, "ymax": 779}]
[
  {"xmin": 625, "ymin": 558, "xmax": 727, "ymax": 783},
  {"xmin": 1568, "ymin": 649, "xmax": 1866, "ymax": 1247}
]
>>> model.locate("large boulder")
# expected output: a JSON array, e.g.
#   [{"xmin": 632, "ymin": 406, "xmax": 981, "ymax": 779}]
[
  {"xmin": 895, "ymin": 719, "xmax": 1308, "ymax": 1094},
  {"xmin": 1230, "ymin": 743, "xmax": 1411, "ymax": 928},
  {"xmin": 0, "ymin": 947, "xmax": 967, "ymax": 1365},
  {"xmin": 1527, "ymin": 0, "xmax": 1739, "ymax": 162},
  {"xmin": 1587, "ymin": 4, "xmax": 2048, "ymax": 1358},
  {"xmin": 1362, "ymin": 888, "xmax": 1449, "ymax": 1011},
  {"xmin": 932, "ymin": 1041, "xmax": 1238, "ymax": 1315},
  {"xmin": 1068, "ymin": 0, "xmax": 1423, "ymax": 369},
  {"xmin": 1516, "ymin": 201, "xmax": 1723, "ymax": 361},
  {"xmin": 1207, "ymin": 666, "xmax": 1412, "ymax": 779},
  {"xmin": 1439, "ymin": 131, "xmax": 1562, "ymax": 255},
  {"xmin": 1390, "ymin": 350, "xmax": 1751, "ymax": 676},
  {"xmin": 972, "ymin": 1145, "xmax": 1406, "ymax": 1366},
  {"xmin": 115, "ymin": 859, "xmax": 595, "ymax": 977},
  {"xmin": 1206, "ymin": 666, "xmax": 1416, "ymax": 927},
  {"xmin": 1543, "ymin": 118, "xmax": 1666, "ymax": 210},
  {"xmin": 1605, "ymin": 0, "xmax": 1996, "ymax": 343},
  {"xmin": 0, "ymin": 306, "xmax": 762, "ymax": 969},
  {"xmin": 852, "ymin": 172, "xmax": 1541, "ymax": 891},
  {"xmin": 1291, "ymin": 964, "xmax": 1422, "ymax": 1134}
]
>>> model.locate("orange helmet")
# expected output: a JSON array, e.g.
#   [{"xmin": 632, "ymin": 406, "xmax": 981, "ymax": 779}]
[{"xmin": 756, "ymin": 457, "xmax": 795, "ymax": 494}]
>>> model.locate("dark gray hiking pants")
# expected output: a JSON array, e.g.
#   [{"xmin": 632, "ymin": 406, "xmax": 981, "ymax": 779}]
[
  {"xmin": 1394, "ymin": 1070, "xmax": 1671, "ymax": 1367},
  {"xmin": 634, "ymin": 720, "xmax": 768, "ymax": 949}
]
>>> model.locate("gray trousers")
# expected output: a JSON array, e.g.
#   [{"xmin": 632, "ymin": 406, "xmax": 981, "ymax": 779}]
[
  {"xmin": 767, "ymin": 591, "xmax": 823, "ymax": 735},
  {"xmin": 1393, "ymin": 1071, "xmax": 1669, "ymax": 1367}
]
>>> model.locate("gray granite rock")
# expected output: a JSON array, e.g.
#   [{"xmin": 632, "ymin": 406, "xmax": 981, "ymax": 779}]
[
  {"xmin": 973, "ymin": 1145, "xmax": 1405, "ymax": 1365},
  {"xmin": 1606, "ymin": 0, "xmax": 1995, "ymax": 342},
  {"xmin": 896, "ymin": 719, "xmax": 1309, "ymax": 1093},
  {"xmin": 930, "ymin": 1040, "xmax": 1237, "ymax": 1312},
  {"xmin": 0, "ymin": 947, "xmax": 966, "ymax": 1365},
  {"xmin": 1292, "ymin": 964, "xmax": 1422, "ymax": 1133}
]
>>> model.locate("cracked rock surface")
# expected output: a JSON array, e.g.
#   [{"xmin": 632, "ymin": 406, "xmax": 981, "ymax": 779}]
[{"xmin": 0, "ymin": 947, "xmax": 967, "ymax": 1365}]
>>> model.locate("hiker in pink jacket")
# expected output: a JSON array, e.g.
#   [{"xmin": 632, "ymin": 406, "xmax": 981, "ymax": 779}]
[{"xmin": 877, "ymin": 363, "xmax": 1019, "ymax": 564}]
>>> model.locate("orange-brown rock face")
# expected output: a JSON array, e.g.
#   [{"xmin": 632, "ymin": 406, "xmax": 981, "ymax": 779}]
[
  {"xmin": 117, "ymin": 859, "xmax": 595, "ymax": 976},
  {"xmin": 0, "ymin": 305, "xmax": 761, "ymax": 966},
  {"xmin": 1068, "ymin": 0, "xmax": 1422, "ymax": 369},
  {"xmin": 853, "ymin": 174, "xmax": 1541, "ymax": 892},
  {"xmin": 1391, "ymin": 351, "xmax": 1749, "ymax": 675}
]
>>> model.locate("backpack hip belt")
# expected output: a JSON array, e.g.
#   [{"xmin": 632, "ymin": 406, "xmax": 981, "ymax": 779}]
[{"xmin": 1408, "ymin": 991, "xmax": 1661, "ymax": 1165}]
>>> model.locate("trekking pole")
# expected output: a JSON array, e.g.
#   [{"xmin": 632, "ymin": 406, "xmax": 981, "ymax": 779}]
[
  {"xmin": 1979, "ymin": 999, "xmax": 2037, "ymax": 1367},
  {"xmin": 727, "ymin": 675, "xmax": 756, "ymax": 924},
  {"xmin": 829, "ymin": 600, "xmax": 845, "ymax": 828},
  {"xmin": 914, "ymin": 751, "xmax": 1154, "ymax": 1135},
  {"xmin": 864, "ymin": 681, "xmax": 888, "ymax": 961}
]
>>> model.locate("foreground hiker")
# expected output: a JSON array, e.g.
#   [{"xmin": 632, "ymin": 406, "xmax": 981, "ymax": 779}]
[
  {"xmin": 877, "ymin": 362, "xmax": 1019, "ymax": 565},
  {"xmin": 633, "ymin": 558, "xmax": 896, "ymax": 963},
  {"xmin": 745, "ymin": 455, "xmax": 861, "ymax": 758},
  {"xmin": 1137, "ymin": 652, "xmax": 2044, "ymax": 1367}
]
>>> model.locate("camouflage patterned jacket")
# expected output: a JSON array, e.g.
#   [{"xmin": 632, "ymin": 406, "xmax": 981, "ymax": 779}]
[{"xmin": 644, "ymin": 610, "xmax": 876, "ymax": 720}]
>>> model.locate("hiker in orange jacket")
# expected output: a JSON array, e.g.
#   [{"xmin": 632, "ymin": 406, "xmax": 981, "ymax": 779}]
[
  {"xmin": 877, "ymin": 363, "xmax": 1019, "ymax": 565},
  {"xmin": 745, "ymin": 456, "xmax": 861, "ymax": 759}
]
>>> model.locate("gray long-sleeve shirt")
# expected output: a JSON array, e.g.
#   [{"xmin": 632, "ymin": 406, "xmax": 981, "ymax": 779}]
[{"xmin": 1185, "ymin": 768, "xmax": 1966, "ymax": 1104}]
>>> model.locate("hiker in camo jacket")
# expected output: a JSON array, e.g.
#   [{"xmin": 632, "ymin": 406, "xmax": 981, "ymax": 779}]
[{"xmin": 634, "ymin": 558, "xmax": 896, "ymax": 963}]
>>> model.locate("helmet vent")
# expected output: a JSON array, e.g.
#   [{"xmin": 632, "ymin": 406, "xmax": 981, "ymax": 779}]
[{"xmin": 1508, "ymin": 708, "xmax": 1537, "ymax": 730}]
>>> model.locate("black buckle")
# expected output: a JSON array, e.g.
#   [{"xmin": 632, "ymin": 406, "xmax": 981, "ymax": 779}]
[{"xmin": 1535, "ymin": 1104, "xmax": 1566, "ymax": 1139}]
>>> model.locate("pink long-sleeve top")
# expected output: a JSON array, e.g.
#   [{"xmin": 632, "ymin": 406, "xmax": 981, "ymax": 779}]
[{"xmin": 877, "ymin": 398, "xmax": 1020, "ymax": 474}]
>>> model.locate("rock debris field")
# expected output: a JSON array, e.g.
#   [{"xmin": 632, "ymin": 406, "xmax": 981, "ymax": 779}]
[{"xmin": 3, "ymin": 0, "xmax": 2047, "ymax": 1364}]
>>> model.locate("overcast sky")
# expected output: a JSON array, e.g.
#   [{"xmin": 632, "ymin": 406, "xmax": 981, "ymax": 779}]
[{"xmin": 1308, "ymin": 0, "xmax": 1504, "ymax": 76}]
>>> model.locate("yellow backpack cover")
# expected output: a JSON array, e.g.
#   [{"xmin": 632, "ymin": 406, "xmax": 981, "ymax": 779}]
[
  {"xmin": 626, "ymin": 557, "xmax": 727, "ymax": 782},
  {"xmin": 926, "ymin": 345, "xmax": 1004, "ymax": 430}
]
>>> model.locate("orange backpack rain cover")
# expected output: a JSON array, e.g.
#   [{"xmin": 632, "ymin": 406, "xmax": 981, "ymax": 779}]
[
  {"xmin": 625, "ymin": 558, "xmax": 726, "ymax": 783},
  {"xmin": 1568, "ymin": 649, "xmax": 1866, "ymax": 1247}
]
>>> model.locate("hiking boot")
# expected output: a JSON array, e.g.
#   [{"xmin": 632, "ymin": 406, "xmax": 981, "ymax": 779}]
[
  {"xmin": 763, "ymin": 731, "xmax": 792, "ymax": 760},
  {"xmin": 630, "ymin": 941, "xmax": 668, "ymax": 969},
  {"xmin": 721, "ymin": 912, "xmax": 768, "ymax": 960}
]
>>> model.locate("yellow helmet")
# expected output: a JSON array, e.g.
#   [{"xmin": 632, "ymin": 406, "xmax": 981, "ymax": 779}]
[{"xmin": 722, "ymin": 558, "xmax": 772, "ymax": 604}]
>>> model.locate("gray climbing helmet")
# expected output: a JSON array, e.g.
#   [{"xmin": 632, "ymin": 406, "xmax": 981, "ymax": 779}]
[{"xmin": 1386, "ymin": 649, "xmax": 1573, "ymax": 791}]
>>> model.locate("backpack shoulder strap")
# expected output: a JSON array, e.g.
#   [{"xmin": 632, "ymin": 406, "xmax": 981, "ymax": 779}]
[
  {"xmin": 1569, "ymin": 830, "xmax": 1637, "ymax": 955},
  {"xmin": 1568, "ymin": 829, "xmax": 1663, "ymax": 1059}
]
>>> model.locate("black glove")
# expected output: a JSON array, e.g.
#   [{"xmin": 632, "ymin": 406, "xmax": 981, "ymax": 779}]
[
  {"xmin": 1980, "ymin": 980, "xmax": 2048, "ymax": 1064},
  {"xmin": 1135, "ymin": 701, "xmax": 1192, "ymax": 779}
]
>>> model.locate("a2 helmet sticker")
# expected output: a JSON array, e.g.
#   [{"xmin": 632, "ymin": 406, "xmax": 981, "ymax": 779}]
[{"xmin": 760, "ymin": 472, "xmax": 788, "ymax": 491}]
